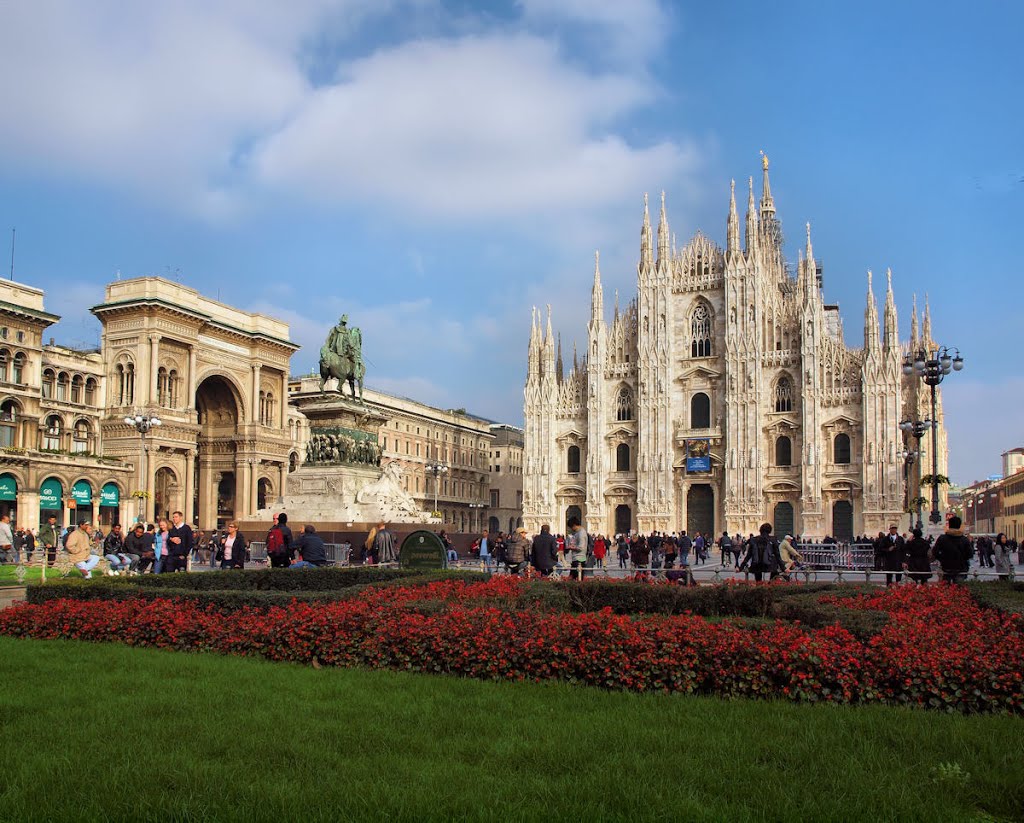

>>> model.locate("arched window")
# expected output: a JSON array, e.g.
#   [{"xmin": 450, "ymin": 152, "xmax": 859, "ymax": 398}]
[
  {"xmin": 775, "ymin": 435, "xmax": 792, "ymax": 467},
  {"xmin": 42, "ymin": 415, "xmax": 62, "ymax": 450},
  {"xmin": 616, "ymin": 386, "xmax": 633, "ymax": 421},
  {"xmin": 71, "ymin": 374, "xmax": 83, "ymax": 404},
  {"xmin": 84, "ymin": 377, "xmax": 96, "ymax": 405},
  {"xmin": 834, "ymin": 433, "xmax": 851, "ymax": 464},
  {"xmin": 616, "ymin": 443, "xmax": 630, "ymax": 472},
  {"xmin": 12, "ymin": 353, "xmax": 24, "ymax": 385},
  {"xmin": 115, "ymin": 361, "xmax": 135, "ymax": 405},
  {"xmin": 56, "ymin": 372, "xmax": 69, "ymax": 402},
  {"xmin": 42, "ymin": 368, "xmax": 55, "ymax": 399},
  {"xmin": 72, "ymin": 419, "xmax": 90, "ymax": 453},
  {"xmin": 168, "ymin": 370, "xmax": 179, "ymax": 408},
  {"xmin": 289, "ymin": 452, "xmax": 298, "ymax": 473},
  {"xmin": 774, "ymin": 377, "xmax": 793, "ymax": 413},
  {"xmin": 263, "ymin": 392, "xmax": 275, "ymax": 425},
  {"xmin": 690, "ymin": 303, "xmax": 712, "ymax": 357},
  {"xmin": 0, "ymin": 349, "xmax": 8, "ymax": 383},
  {"xmin": 0, "ymin": 399, "xmax": 18, "ymax": 447},
  {"xmin": 690, "ymin": 392, "xmax": 711, "ymax": 428},
  {"xmin": 567, "ymin": 445, "xmax": 581, "ymax": 473}
]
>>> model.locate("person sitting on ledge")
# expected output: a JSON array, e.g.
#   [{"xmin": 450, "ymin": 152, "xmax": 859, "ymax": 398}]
[
  {"xmin": 67, "ymin": 521, "xmax": 99, "ymax": 579},
  {"xmin": 291, "ymin": 525, "xmax": 328, "ymax": 568}
]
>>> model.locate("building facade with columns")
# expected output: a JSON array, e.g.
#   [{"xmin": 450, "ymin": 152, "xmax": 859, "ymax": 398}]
[
  {"xmin": 93, "ymin": 277, "xmax": 299, "ymax": 529},
  {"xmin": 0, "ymin": 280, "xmax": 134, "ymax": 527},
  {"xmin": 523, "ymin": 158, "xmax": 950, "ymax": 541}
]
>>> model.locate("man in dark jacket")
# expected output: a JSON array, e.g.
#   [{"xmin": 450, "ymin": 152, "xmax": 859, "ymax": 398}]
[
  {"xmin": 530, "ymin": 524, "xmax": 558, "ymax": 576},
  {"xmin": 738, "ymin": 523, "xmax": 778, "ymax": 582},
  {"xmin": 292, "ymin": 524, "xmax": 328, "ymax": 568},
  {"xmin": 166, "ymin": 510, "xmax": 193, "ymax": 572},
  {"xmin": 267, "ymin": 513, "xmax": 294, "ymax": 568},
  {"xmin": 932, "ymin": 516, "xmax": 972, "ymax": 583},
  {"xmin": 125, "ymin": 523, "xmax": 152, "ymax": 573},
  {"xmin": 880, "ymin": 524, "xmax": 906, "ymax": 585}
]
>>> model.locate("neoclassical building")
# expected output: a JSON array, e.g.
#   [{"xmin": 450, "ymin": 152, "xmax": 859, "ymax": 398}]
[
  {"xmin": 93, "ymin": 277, "xmax": 299, "ymax": 529},
  {"xmin": 523, "ymin": 159, "xmax": 949, "ymax": 540}
]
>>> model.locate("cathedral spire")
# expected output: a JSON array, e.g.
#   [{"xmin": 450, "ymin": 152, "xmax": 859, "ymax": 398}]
[
  {"xmin": 911, "ymin": 293, "xmax": 919, "ymax": 349},
  {"xmin": 923, "ymin": 294, "xmax": 932, "ymax": 346},
  {"xmin": 657, "ymin": 190, "xmax": 670, "ymax": 265},
  {"xmin": 864, "ymin": 270, "xmax": 880, "ymax": 353},
  {"xmin": 527, "ymin": 306, "xmax": 540, "ymax": 379},
  {"xmin": 640, "ymin": 192, "xmax": 653, "ymax": 270},
  {"xmin": 759, "ymin": 151, "xmax": 775, "ymax": 214},
  {"xmin": 543, "ymin": 304, "xmax": 556, "ymax": 377},
  {"xmin": 572, "ymin": 340, "xmax": 578, "ymax": 374},
  {"xmin": 884, "ymin": 268, "xmax": 899, "ymax": 353},
  {"xmin": 614, "ymin": 289, "xmax": 620, "ymax": 321},
  {"xmin": 805, "ymin": 221, "xmax": 814, "ymax": 262},
  {"xmin": 744, "ymin": 176, "xmax": 758, "ymax": 254},
  {"xmin": 590, "ymin": 249, "xmax": 604, "ymax": 326},
  {"xmin": 555, "ymin": 332, "xmax": 564, "ymax": 384},
  {"xmin": 726, "ymin": 179, "xmax": 740, "ymax": 256}
]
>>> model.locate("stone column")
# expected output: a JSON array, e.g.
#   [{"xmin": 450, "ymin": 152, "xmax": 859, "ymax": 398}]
[
  {"xmin": 278, "ymin": 463, "xmax": 288, "ymax": 504},
  {"xmin": 251, "ymin": 364, "xmax": 261, "ymax": 425},
  {"xmin": 187, "ymin": 346, "xmax": 198, "ymax": 410},
  {"xmin": 249, "ymin": 458, "xmax": 259, "ymax": 515},
  {"xmin": 280, "ymin": 372, "xmax": 287, "ymax": 429},
  {"xmin": 184, "ymin": 449, "xmax": 196, "ymax": 525},
  {"xmin": 147, "ymin": 334, "xmax": 160, "ymax": 407},
  {"xmin": 197, "ymin": 457, "xmax": 216, "ymax": 531},
  {"xmin": 235, "ymin": 457, "xmax": 249, "ymax": 519}
]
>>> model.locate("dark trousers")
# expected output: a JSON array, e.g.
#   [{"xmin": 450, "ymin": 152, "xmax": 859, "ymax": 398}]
[
  {"xmin": 162, "ymin": 555, "xmax": 186, "ymax": 573},
  {"xmin": 137, "ymin": 555, "xmax": 155, "ymax": 574},
  {"xmin": 269, "ymin": 554, "xmax": 290, "ymax": 568},
  {"xmin": 885, "ymin": 572, "xmax": 903, "ymax": 585}
]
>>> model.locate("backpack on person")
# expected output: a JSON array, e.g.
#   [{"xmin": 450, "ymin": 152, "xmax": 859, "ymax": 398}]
[{"xmin": 266, "ymin": 526, "xmax": 285, "ymax": 556}]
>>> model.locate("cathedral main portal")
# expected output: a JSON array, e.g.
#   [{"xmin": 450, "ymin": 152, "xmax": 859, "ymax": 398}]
[{"xmin": 686, "ymin": 485, "xmax": 714, "ymax": 537}]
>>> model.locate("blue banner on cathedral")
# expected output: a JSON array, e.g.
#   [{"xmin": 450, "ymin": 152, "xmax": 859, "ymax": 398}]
[{"xmin": 686, "ymin": 439, "xmax": 710, "ymax": 473}]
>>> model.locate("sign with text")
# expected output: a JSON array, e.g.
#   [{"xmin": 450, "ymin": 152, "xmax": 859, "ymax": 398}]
[
  {"xmin": 685, "ymin": 439, "xmax": 711, "ymax": 473},
  {"xmin": 71, "ymin": 480, "xmax": 93, "ymax": 505},
  {"xmin": 0, "ymin": 473, "xmax": 16, "ymax": 502},
  {"xmin": 39, "ymin": 479, "xmax": 62, "ymax": 509},
  {"xmin": 399, "ymin": 530, "xmax": 447, "ymax": 570}
]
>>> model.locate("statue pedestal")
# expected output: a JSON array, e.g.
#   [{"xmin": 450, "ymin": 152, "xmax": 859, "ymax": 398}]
[{"xmin": 258, "ymin": 383, "xmax": 434, "ymax": 525}]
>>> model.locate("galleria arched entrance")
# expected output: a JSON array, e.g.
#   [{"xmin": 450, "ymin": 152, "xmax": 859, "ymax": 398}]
[{"xmin": 196, "ymin": 375, "xmax": 241, "ymax": 530}]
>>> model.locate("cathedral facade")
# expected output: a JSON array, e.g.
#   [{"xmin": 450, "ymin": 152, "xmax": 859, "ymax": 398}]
[{"xmin": 523, "ymin": 158, "xmax": 948, "ymax": 541}]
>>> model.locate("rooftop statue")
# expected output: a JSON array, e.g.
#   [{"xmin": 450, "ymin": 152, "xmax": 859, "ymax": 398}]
[{"xmin": 319, "ymin": 313, "xmax": 365, "ymax": 400}]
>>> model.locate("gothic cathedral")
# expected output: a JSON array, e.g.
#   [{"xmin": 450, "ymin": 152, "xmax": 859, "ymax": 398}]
[{"xmin": 523, "ymin": 158, "xmax": 948, "ymax": 540}]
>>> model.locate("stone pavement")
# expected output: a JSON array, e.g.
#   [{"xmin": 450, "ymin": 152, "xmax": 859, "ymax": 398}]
[{"xmin": 0, "ymin": 586, "xmax": 26, "ymax": 610}]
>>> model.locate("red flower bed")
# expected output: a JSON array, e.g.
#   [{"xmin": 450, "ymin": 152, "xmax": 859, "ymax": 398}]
[{"xmin": 2, "ymin": 581, "xmax": 1021, "ymax": 713}]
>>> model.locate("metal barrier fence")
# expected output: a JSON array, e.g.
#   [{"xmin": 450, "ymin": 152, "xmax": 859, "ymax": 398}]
[{"xmin": 244, "ymin": 541, "xmax": 352, "ymax": 566}]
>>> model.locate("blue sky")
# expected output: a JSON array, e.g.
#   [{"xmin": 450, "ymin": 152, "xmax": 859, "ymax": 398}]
[{"xmin": 0, "ymin": 0, "xmax": 1020, "ymax": 484}]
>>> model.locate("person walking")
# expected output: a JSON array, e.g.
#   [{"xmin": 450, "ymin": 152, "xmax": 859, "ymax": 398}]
[
  {"xmin": 0, "ymin": 513, "xmax": 14, "ymax": 563},
  {"xmin": 267, "ymin": 513, "xmax": 293, "ymax": 568},
  {"xmin": 616, "ymin": 534, "xmax": 629, "ymax": 570},
  {"xmin": 738, "ymin": 523, "xmax": 779, "ymax": 582},
  {"xmin": 993, "ymin": 533, "xmax": 1013, "ymax": 581},
  {"xmin": 38, "ymin": 514, "xmax": 59, "ymax": 567},
  {"xmin": 931, "ymin": 516, "xmax": 972, "ymax": 584},
  {"xmin": 479, "ymin": 532, "xmax": 492, "ymax": 574},
  {"xmin": 373, "ymin": 521, "xmax": 397, "ymax": 564},
  {"xmin": 904, "ymin": 528, "xmax": 932, "ymax": 584},
  {"xmin": 166, "ymin": 511, "xmax": 193, "ymax": 572},
  {"xmin": 592, "ymin": 534, "xmax": 607, "ymax": 569},
  {"xmin": 566, "ymin": 516, "xmax": 588, "ymax": 580}
]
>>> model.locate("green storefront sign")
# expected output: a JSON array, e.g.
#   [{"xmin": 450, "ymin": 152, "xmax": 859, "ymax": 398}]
[
  {"xmin": 39, "ymin": 478, "xmax": 62, "ymax": 509},
  {"xmin": 399, "ymin": 530, "xmax": 447, "ymax": 570},
  {"xmin": 0, "ymin": 474, "xmax": 16, "ymax": 502},
  {"xmin": 71, "ymin": 480, "xmax": 93, "ymax": 505},
  {"xmin": 100, "ymin": 483, "xmax": 120, "ymax": 507}
]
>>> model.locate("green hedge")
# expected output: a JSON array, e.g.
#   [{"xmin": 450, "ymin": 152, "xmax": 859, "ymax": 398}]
[
  {"xmin": 966, "ymin": 580, "xmax": 1024, "ymax": 616},
  {"xmin": 92, "ymin": 566, "xmax": 486, "ymax": 593},
  {"xmin": 25, "ymin": 569, "xmax": 490, "ymax": 611}
]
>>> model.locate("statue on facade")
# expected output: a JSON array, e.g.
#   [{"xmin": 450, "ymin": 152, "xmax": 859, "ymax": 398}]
[{"xmin": 319, "ymin": 314, "xmax": 366, "ymax": 400}]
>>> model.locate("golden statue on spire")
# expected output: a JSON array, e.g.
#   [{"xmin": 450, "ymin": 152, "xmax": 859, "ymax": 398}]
[{"xmin": 760, "ymin": 151, "xmax": 769, "ymax": 170}]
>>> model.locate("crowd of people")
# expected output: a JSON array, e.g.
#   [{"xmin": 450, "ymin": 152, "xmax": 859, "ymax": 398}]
[
  {"xmin": 465, "ymin": 515, "xmax": 1018, "ymax": 585},
  {"xmin": 0, "ymin": 510, "xmax": 340, "ymax": 578}
]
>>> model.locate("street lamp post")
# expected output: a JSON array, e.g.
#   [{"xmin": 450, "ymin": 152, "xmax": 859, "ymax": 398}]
[
  {"xmin": 125, "ymin": 412, "xmax": 162, "ymax": 523},
  {"xmin": 425, "ymin": 461, "xmax": 449, "ymax": 518},
  {"xmin": 902, "ymin": 346, "xmax": 964, "ymax": 525},
  {"xmin": 898, "ymin": 418, "xmax": 932, "ymax": 532}
]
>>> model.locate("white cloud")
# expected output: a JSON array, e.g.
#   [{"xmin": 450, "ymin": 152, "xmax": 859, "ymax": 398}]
[
  {"xmin": 250, "ymin": 33, "xmax": 692, "ymax": 218},
  {"xmin": 0, "ymin": 2, "xmax": 692, "ymax": 220}
]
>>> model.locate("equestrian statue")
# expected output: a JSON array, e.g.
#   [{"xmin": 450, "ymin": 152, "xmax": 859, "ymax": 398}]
[{"xmin": 319, "ymin": 314, "xmax": 365, "ymax": 400}]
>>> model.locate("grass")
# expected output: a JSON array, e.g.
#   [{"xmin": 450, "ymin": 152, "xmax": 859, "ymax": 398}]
[
  {"xmin": 0, "ymin": 638, "xmax": 1022, "ymax": 821},
  {"xmin": 0, "ymin": 564, "xmax": 78, "ymax": 585}
]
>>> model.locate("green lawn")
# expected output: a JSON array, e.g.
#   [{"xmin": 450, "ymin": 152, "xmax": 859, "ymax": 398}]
[
  {"xmin": 0, "ymin": 638, "xmax": 1021, "ymax": 821},
  {"xmin": 0, "ymin": 564, "xmax": 78, "ymax": 585}
]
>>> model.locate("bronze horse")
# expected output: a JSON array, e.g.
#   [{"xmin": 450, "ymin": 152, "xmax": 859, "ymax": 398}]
[{"xmin": 319, "ymin": 346, "xmax": 364, "ymax": 400}]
